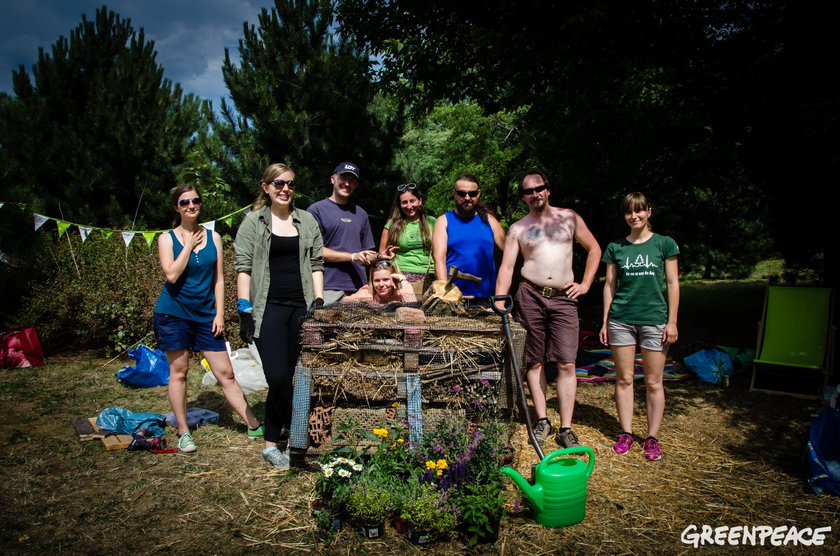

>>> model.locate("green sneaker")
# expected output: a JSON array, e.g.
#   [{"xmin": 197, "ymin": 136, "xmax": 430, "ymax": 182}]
[
  {"xmin": 247, "ymin": 424, "xmax": 265, "ymax": 439},
  {"xmin": 178, "ymin": 431, "xmax": 197, "ymax": 453}
]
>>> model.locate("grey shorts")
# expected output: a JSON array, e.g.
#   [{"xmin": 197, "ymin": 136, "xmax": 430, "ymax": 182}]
[{"xmin": 607, "ymin": 320, "xmax": 666, "ymax": 351}]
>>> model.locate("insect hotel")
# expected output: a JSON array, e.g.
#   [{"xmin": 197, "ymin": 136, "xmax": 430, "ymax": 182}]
[{"xmin": 288, "ymin": 295, "xmax": 526, "ymax": 461}]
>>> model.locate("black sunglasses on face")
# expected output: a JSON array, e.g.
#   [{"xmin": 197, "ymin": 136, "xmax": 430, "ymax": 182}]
[
  {"xmin": 270, "ymin": 178, "xmax": 296, "ymax": 189},
  {"xmin": 178, "ymin": 197, "xmax": 202, "ymax": 207},
  {"xmin": 454, "ymin": 189, "xmax": 479, "ymax": 198},
  {"xmin": 397, "ymin": 183, "xmax": 417, "ymax": 192},
  {"xmin": 522, "ymin": 184, "xmax": 548, "ymax": 196}
]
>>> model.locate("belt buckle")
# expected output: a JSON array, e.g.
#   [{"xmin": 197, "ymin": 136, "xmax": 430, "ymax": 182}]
[{"xmin": 541, "ymin": 286, "xmax": 555, "ymax": 297}]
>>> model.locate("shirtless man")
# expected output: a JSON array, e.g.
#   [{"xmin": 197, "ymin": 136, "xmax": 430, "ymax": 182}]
[{"xmin": 495, "ymin": 169, "xmax": 601, "ymax": 447}]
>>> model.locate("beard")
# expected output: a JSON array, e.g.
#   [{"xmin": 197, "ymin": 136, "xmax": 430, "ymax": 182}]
[
  {"xmin": 455, "ymin": 202, "xmax": 477, "ymax": 218},
  {"xmin": 530, "ymin": 199, "xmax": 547, "ymax": 212}
]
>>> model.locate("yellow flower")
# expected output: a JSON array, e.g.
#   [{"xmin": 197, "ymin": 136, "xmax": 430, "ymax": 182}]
[
  {"xmin": 391, "ymin": 402, "xmax": 400, "ymax": 408},
  {"xmin": 436, "ymin": 469, "xmax": 443, "ymax": 476},
  {"xmin": 397, "ymin": 438, "xmax": 404, "ymax": 443},
  {"xmin": 436, "ymin": 459, "xmax": 448, "ymax": 470},
  {"xmin": 425, "ymin": 460, "xmax": 436, "ymax": 470},
  {"xmin": 372, "ymin": 428, "xmax": 389, "ymax": 439}
]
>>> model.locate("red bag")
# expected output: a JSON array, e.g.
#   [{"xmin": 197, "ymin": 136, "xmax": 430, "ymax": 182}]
[{"xmin": 1, "ymin": 328, "xmax": 45, "ymax": 368}]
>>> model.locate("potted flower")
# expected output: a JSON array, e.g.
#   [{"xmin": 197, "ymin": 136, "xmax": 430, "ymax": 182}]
[
  {"xmin": 315, "ymin": 456, "xmax": 364, "ymax": 521},
  {"xmin": 400, "ymin": 482, "xmax": 460, "ymax": 544},
  {"xmin": 456, "ymin": 481, "xmax": 505, "ymax": 545},
  {"xmin": 347, "ymin": 476, "xmax": 392, "ymax": 539}
]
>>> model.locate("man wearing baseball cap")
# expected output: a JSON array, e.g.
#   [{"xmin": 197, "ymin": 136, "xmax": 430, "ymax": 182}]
[{"xmin": 308, "ymin": 163, "xmax": 393, "ymax": 304}]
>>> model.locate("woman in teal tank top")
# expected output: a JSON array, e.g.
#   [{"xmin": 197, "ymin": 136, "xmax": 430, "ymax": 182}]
[{"xmin": 154, "ymin": 185, "xmax": 261, "ymax": 453}]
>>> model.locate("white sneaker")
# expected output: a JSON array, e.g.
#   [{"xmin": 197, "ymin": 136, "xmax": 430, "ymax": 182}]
[{"xmin": 262, "ymin": 447, "xmax": 289, "ymax": 469}]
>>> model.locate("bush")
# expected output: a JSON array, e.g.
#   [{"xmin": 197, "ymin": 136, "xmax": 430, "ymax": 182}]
[{"xmin": 12, "ymin": 232, "xmax": 242, "ymax": 355}]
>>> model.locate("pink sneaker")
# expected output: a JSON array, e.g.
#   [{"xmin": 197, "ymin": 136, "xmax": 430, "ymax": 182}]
[
  {"xmin": 643, "ymin": 436, "xmax": 663, "ymax": 460},
  {"xmin": 612, "ymin": 432, "xmax": 634, "ymax": 454}
]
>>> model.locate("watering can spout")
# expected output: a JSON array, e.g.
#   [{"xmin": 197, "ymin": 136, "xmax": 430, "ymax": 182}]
[{"xmin": 500, "ymin": 467, "xmax": 542, "ymax": 509}]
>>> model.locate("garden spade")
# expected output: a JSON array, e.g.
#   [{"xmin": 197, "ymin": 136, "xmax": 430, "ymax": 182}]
[{"xmin": 490, "ymin": 295, "xmax": 544, "ymax": 462}]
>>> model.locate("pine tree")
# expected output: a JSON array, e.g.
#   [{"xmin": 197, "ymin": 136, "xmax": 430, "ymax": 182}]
[
  {"xmin": 215, "ymin": 0, "xmax": 402, "ymax": 206},
  {"xmin": 0, "ymin": 6, "xmax": 202, "ymax": 228}
]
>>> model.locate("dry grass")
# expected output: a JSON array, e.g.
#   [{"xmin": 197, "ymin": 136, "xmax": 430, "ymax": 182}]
[
  {"xmin": 1, "ymin": 280, "xmax": 838, "ymax": 554},
  {"xmin": 1, "ymin": 354, "xmax": 838, "ymax": 555}
]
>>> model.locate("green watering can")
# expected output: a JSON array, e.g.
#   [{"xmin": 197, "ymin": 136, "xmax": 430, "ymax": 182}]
[{"xmin": 500, "ymin": 446, "xmax": 595, "ymax": 528}]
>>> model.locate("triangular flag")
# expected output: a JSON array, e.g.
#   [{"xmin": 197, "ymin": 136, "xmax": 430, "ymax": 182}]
[
  {"xmin": 100, "ymin": 229, "xmax": 114, "ymax": 239},
  {"xmin": 223, "ymin": 216, "xmax": 233, "ymax": 227},
  {"xmin": 56, "ymin": 220, "xmax": 71, "ymax": 237},
  {"xmin": 79, "ymin": 226, "xmax": 92, "ymax": 242},
  {"xmin": 143, "ymin": 231, "xmax": 158, "ymax": 247},
  {"xmin": 121, "ymin": 232, "xmax": 135, "ymax": 246},
  {"xmin": 34, "ymin": 214, "xmax": 49, "ymax": 231},
  {"xmin": 201, "ymin": 221, "xmax": 215, "ymax": 232},
  {"xmin": 0, "ymin": 202, "xmax": 4, "ymax": 209}
]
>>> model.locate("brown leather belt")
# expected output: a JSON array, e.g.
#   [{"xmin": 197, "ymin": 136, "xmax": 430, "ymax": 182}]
[{"xmin": 520, "ymin": 278, "xmax": 568, "ymax": 298}]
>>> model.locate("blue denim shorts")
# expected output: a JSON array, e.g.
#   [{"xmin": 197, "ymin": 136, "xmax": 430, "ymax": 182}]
[{"xmin": 153, "ymin": 313, "xmax": 226, "ymax": 352}]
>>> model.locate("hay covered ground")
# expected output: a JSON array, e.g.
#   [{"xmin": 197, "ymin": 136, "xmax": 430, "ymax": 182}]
[{"xmin": 1, "ymin": 280, "xmax": 839, "ymax": 554}]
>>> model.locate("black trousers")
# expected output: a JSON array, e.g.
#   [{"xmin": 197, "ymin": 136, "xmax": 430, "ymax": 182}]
[{"xmin": 254, "ymin": 302, "xmax": 306, "ymax": 443}]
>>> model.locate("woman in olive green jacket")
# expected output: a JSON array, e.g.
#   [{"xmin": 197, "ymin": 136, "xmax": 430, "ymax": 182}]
[{"xmin": 234, "ymin": 163, "xmax": 324, "ymax": 469}]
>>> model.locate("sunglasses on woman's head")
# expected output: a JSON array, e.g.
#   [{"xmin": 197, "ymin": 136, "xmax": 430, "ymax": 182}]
[
  {"xmin": 178, "ymin": 197, "xmax": 202, "ymax": 207},
  {"xmin": 270, "ymin": 178, "xmax": 296, "ymax": 189},
  {"xmin": 372, "ymin": 261, "xmax": 393, "ymax": 269},
  {"xmin": 397, "ymin": 183, "xmax": 417, "ymax": 192}
]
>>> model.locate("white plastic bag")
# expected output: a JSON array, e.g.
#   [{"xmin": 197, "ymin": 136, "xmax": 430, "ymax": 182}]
[{"xmin": 202, "ymin": 343, "xmax": 268, "ymax": 394}]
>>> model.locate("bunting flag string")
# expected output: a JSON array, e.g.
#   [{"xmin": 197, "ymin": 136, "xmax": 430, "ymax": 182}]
[
  {"xmin": 142, "ymin": 231, "xmax": 158, "ymax": 247},
  {"xmin": 4, "ymin": 202, "xmax": 251, "ymax": 248},
  {"xmin": 33, "ymin": 214, "xmax": 49, "ymax": 231},
  {"xmin": 78, "ymin": 226, "xmax": 92, "ymax": 242},
  {"xmin": 56, "ymin": 220, "xmax": 72, "ymax": 237}
]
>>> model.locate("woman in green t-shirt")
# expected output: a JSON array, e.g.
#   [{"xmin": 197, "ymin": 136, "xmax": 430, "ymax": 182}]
[
  {"xmin": 378, "ymin": 183, "xmax": 436, "ymax": 295},
  {"xmin": 599, "ymin": 192, "xmax": 680, "ymax": 461}
]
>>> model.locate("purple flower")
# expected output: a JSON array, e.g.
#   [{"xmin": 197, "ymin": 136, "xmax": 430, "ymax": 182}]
[
  {"xmin": 452, "ymin": 385, "xmax": 461, "ymax": 393},
  {"xmin": 480, "ymin": 379, "xmax": 490, "ymax": 387}
]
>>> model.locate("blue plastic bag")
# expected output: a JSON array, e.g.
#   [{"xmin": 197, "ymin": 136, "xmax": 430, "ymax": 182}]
[
  {"xmin": 96, "ymin": 407, "xmax": 167, "ymax": 437},
  {"xmin": 682, "ymin": 349, "xmax": 734, "ymax": 384},
  {"xmin": 808, "ymin": 408, "xmax": 840, "ymax": 495},
  {"xmin": 116, "ymin": 345, "xmax": 169, "ymax": 387}
]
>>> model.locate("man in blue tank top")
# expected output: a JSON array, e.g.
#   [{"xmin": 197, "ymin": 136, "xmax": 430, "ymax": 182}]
[{"xmin": 431, "ymin": 173, "xmax": 506, "ymax": 301}]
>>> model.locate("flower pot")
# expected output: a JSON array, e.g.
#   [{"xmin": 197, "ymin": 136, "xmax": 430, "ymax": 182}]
[
  {"xmin": 392, "ymin": 517, "xmax": 409, "ymax": 535},
  {"xmin": 361, "ymin": 522, "xmax": 385, "ymax": 539},
  {"xmin": 310, "ymin": 498, "xmax": 327, "ymax": 515},
  {"xmin": 406, "ymin": 528, "xmax": 434, "ymax": 545}
]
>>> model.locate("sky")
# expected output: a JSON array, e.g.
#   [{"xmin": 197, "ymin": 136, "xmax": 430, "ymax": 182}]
[{"xmin": 0, "ymin": 0, "xmax": 271, "ymax": 103}]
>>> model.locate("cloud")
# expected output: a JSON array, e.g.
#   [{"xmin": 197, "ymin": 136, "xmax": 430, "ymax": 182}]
[{"xmin": 0, "ymin": 0, "xmax": 264, "ymax": 100}]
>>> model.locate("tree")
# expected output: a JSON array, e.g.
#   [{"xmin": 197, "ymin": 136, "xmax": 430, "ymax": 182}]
[
  {"xmin": 0, "ymin": 6, "xmax": 203, "ymax": 229},
  {"xmin": 395, "ymin": 101, "xmax": 528, "ymax": 224},
  {"xmin": 338, "ymin": 0, "xmax": 837, "ymax": 279},
  {"xmin": 214, "ymin": 0, "xmax": 403, "ymax": 211}
]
